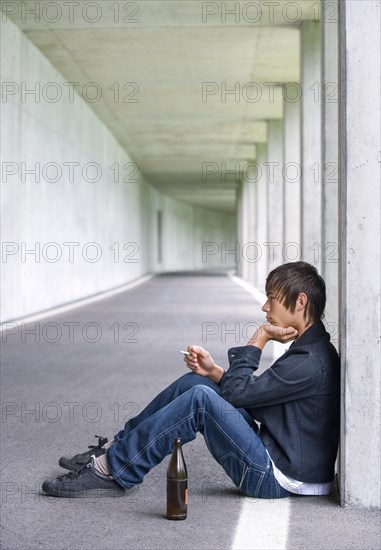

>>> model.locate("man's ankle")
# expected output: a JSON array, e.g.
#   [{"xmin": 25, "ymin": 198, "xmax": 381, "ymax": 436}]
[{"xmin": 94, "ymin": 454, "xmax": 111, "ymax": 477}]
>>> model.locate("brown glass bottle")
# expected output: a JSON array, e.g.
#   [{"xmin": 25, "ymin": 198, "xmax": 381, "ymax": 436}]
[{"xmin": 166, "ymin": 437, "xmax": 188, "ymax": 520}]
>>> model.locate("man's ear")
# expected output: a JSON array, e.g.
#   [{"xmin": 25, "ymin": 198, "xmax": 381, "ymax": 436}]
[{"xmin": 296, "ymin": 293, "xmax": 308, "ymax": 311}]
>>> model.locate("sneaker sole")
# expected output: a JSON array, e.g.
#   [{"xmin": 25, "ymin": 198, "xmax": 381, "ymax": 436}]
[{"xmin": 42, "ymin": 487, "xmax": 125, "ymax": 498}]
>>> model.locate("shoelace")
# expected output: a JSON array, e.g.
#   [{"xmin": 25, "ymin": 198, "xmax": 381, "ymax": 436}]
[
  {"xmin": 57, "ymin": 461, "xmax": 91, "ymax": 482},
  {"xmin": 88, "ymin": 435, "xmax": 108, "ymax": 451}
]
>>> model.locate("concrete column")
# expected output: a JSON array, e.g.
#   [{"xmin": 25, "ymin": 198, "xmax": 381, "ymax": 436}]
[
  {"xmin": 255, "ymin": 143, "xmax": 269, "ymax": 291},
  {"xmin": 240, "ymin": 177, "xmax": 250, "ymax": 281},
  {"xmin": 235, "ymin": 182, "xmax": 243, "ymax": 277},
  {"xmin": 283, "ymin": 95, "xmax": 301, "ymax": 261},
  {"xmin": 321, "ymin": 0, "xmax": 339, "ymax": 343},
  {"xmin": 266, "ymin": 120, "xmax": 284, "ymax": 269},
  {"xmin": 241, "ymin": 162, "xmax": 257, "ymax": 284},
  {"xmin": 339, "ymin": 0, "xmax": 381, "ymax": 508},
  {"xmin": 301, "ymin": 21, "xmax": 322, "ymax": 270}
]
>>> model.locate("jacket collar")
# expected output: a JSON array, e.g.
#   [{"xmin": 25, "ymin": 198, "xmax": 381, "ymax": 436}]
[{"xmin": 290, "ymin": 320, "xmax": 327, "ymax": 348}]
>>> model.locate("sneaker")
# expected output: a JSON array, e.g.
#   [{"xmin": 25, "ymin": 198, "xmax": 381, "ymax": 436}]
[
  {"xmin": 59, "ymin": 435, "xmax": 108, "ymax": 471},
  {"xmin": 42, "ymin": 457, "xmax": 125, "ymax": 498}
]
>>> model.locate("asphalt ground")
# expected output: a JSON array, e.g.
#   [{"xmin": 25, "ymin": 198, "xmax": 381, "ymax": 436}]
[{"xmin": 1, "ymin": 273, "xmax": 380, "ymax": 550}]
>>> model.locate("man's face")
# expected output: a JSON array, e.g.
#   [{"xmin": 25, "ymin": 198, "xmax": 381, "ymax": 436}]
[{"xmin": 262, "ymin": 293, "xmax": 296, "ymax": 328}]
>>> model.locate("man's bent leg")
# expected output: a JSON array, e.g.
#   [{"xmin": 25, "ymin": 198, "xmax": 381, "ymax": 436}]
[
  {"xmin": 113, "ymin": 372, "xmax": 220, "ymax": 440},
  {"xmin": 58, "ymin": 373, "xmax": 242, "ymax": 474},
  {"xmin": 107, "ymin": 385, "xmax": 286, "ymax": 499}
]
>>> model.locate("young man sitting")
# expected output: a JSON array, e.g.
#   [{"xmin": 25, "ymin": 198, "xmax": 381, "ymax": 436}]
[{"xmin": 42, "ymin": 261, "xmax": 340, "ymax": 499}]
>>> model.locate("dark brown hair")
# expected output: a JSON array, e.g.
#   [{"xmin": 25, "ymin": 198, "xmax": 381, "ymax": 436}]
[{"xmin": 265, "ymin": 261, "xmax": 326, "ymax": 323}]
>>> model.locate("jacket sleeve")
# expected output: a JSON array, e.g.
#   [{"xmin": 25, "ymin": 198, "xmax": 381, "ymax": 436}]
[{"xmin": 219, "ymin": 345, "xmax": 323, "ymax": 408}]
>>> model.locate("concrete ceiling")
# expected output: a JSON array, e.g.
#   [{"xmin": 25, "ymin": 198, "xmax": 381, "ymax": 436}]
[{"xmin": 4, "ymin": 1, "xmax": 319, "ymax": 212}]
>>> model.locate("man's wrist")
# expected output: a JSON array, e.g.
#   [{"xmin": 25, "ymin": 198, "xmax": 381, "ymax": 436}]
[
  {"xmin": 208, "ymin": 364, "xmax": 225, "ymax": 383},
  {"xmin": 247, "ymin": 326, "xmax": 269, "ymax": 350}
]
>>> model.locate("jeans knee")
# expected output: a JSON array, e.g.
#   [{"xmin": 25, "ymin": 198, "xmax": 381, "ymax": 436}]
[
  {"xmin": 189, "ymin": 384, "xmax": 218, "ymax": 406},
  {"xmin": 176, "ymin": 372, "xmax": 200, "ymax": 392},
  {"xmin": 177, "ymin": 372, "xmax": 219, "ymax": 394}
]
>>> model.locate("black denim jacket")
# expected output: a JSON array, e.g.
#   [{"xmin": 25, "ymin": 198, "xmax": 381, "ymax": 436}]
[{"xmin": 220, "ymin": 321, "xmax": 340, "ymax": 483}]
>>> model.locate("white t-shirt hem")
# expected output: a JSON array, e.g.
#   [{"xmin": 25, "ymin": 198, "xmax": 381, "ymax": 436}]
[{"xmin": 267, "ymin": 451, "xmax": 333, "ymax": 496}]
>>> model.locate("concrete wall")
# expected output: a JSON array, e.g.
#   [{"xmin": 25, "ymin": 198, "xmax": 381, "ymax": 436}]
[
  {"xmin": 0, "ymin": 18, "xmax": 235, "ymax": 322},
  {"xmin": 151, "ymin": 196, "xmax": 236, "ymax": 273}
]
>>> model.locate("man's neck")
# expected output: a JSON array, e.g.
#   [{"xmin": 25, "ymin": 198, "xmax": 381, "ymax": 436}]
[{"xmin": 294, "ymin": 319, "xmax": 315, "ymax": 339}]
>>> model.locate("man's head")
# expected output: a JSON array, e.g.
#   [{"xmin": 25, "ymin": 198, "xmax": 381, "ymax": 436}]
[{"xmin": 264, "ymin": 261, "xmax": 326, "ymax": 326}]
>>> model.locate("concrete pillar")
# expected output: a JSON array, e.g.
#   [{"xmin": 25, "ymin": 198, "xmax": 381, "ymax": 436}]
[
  {"xmin": 255, "ymin": 143, "xmax": 269, "ymax": 291},
  {"xmin": 241, "ymin": 162, "xmax": 257, "ymax": 284},
  {"xmin": 266, "ymin": 120, "xmax": 284, "ymax": 269},
  {"xmin": 301, "ymin": 21, "xmax": 322, "ymax": 270},
  {"xmin": 339, "ymin": 0, "xmax": 381, "ymax": 508},
  {"xmin": 235, "ymin": 182, "xmax": 243, "ymax": 277},
  {"xmin": 240, "ymin": 177, "xmax": 250, "ymax": 281},
  {"xmin": 283, "ymin": 95, "xmax": 301, "ymax": 261},
  {"xmin": 321, "ymin": 0, "xmax": 339, "ymax": 344}
]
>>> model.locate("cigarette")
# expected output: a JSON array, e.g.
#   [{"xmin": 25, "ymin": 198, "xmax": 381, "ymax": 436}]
[{"xmin": 179, "ymin": 350, "xmax": 190, "ymax": 355}]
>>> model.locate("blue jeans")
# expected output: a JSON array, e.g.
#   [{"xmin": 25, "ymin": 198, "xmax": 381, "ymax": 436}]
[{"xmin": 107, "ymin": 373, "xmax": 291, "ymax": 499}]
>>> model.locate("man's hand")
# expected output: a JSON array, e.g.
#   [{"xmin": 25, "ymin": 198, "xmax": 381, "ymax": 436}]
[
  {"xmin": 247, "ymin": 323, "xmax": 299, "ymax": 349},
  {"xmin": 184, "ymin": 345, "xmax": 224, "ymax": 383}
]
